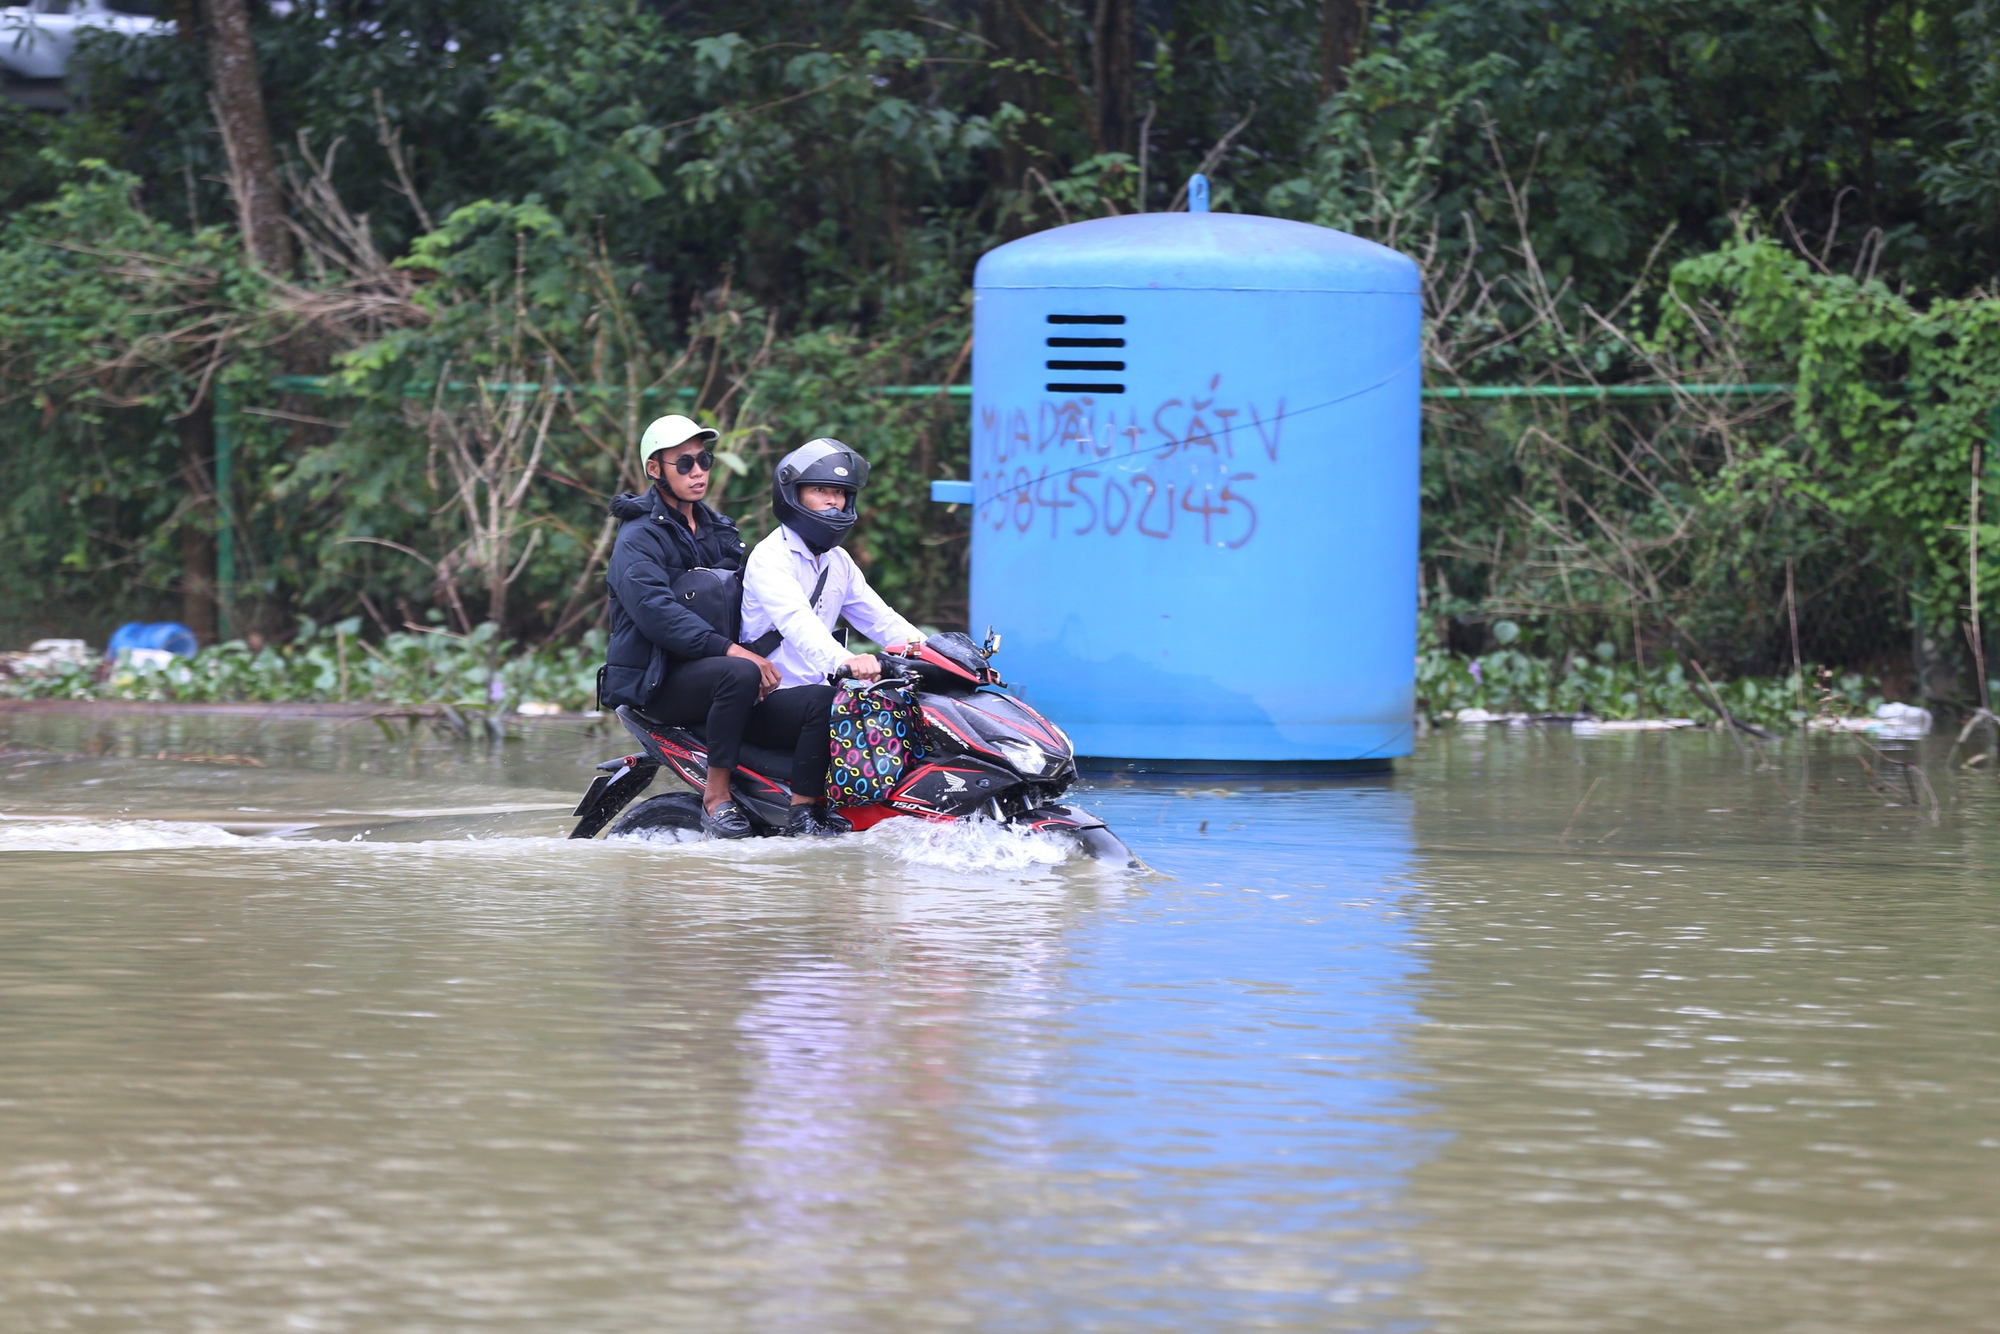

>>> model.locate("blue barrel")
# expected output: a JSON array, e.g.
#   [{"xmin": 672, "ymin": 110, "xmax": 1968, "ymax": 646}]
[
  {"xmin": 967, "ymin": 210, "xmax": 1420, "ymax": 769},
  {"xmin": 106, "ymin": 621, "xmax": 200, "ymax": 659}
]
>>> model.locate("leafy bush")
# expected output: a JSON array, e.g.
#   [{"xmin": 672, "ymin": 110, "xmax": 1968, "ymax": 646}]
[{"xmin": 2, "ymin": 0, "xmax": 1997, "ymax": 697}]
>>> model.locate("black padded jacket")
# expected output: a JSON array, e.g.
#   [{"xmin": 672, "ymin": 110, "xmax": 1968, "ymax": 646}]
[{"xmin": 601, "ymin": 488, "xmax": 748, "ymax": 710}]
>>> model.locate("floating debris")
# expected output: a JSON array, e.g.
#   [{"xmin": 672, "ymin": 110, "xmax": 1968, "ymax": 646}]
[
  {"xmin": 0, "ymin": 639, "xmax": 93, "ymax": 680},
  {"xmin": 1810, "ymin": 701, "xmax": 1933, "ymax": 739},
  {"xmin": 1572, "ymin": 718, "xmax": 1700, "ymax": 734},
  {"xmin": 1451, "ymin": 708, "xmax": 1590, "ymax": 725}
]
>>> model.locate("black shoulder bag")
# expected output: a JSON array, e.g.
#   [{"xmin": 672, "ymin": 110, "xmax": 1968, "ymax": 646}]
[{"xmin": 671, "ymin": 566, "xmax": 745, "ymax": 643}]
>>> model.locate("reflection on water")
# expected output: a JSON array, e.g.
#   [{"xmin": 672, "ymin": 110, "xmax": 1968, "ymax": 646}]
[
  {"xmin": 1399, "ymin": 726, "xmax": 2000, "ymax": 1331},
  {"xmin": 0, "ymin": 713, "xmax": 1427, "ymax": 1331},
  {"xmin": 0, "ymin": 713, "xmax": 1995, "ymax": 1330}
]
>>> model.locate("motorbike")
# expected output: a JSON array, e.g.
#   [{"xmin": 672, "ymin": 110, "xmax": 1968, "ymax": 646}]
[{"xmin": 567, "ymin": 630, "xmax": 1137, "ymax": 864}]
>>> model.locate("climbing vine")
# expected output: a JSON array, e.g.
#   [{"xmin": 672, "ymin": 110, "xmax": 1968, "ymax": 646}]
[{"xmin": 1663, "ymin": 235, "xmax": 2000, "ymax": 640}]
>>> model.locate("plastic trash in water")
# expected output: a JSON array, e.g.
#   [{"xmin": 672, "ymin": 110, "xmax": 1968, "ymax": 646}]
[
  {"xmin": 1810, "ymin": 700, "xmax": 1935, "ymax": 739},
  {"xmin": 1870, "ymin": 701, "xmax": 1933, "ymax": 738},
  {"xmin": 1452, "ymin": 707, "xmax": 1524, "ymax": 725},
  {"xmin": 0, "ymin": 639, "xmax": 92, "ymax": 681},
  {"xmin": 1571, "ymin": 718, "xmax": 1700, "ymax": 734},
  {"xmin": 105, "ymin": 622, "xmax": 200, "ymax": 661}
]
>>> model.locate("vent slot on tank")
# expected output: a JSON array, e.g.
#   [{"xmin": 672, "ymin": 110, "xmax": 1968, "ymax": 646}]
[{"xmin": 1046, "ymin": 314, "xmax": 1126, "ymax": 393}]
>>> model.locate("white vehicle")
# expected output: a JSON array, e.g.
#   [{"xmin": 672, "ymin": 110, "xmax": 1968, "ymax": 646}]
[{"xmin": 1, "ymin": 1, "xmax": 167, "ymax": 83}]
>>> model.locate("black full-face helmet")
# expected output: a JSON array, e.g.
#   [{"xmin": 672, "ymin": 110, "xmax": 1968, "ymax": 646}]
[{"xmin": 772, "ymin": 438, "xmax": 871, "ymax": 553}]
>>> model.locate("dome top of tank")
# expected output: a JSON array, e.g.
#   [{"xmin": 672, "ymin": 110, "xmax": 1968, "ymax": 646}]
[{"xmin": 975, "ymin": 211, "xmax": 1419, "ymax": 294}]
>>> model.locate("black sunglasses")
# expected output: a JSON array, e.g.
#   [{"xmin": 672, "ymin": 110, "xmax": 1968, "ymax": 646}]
[{"xmin": 662, "ymin": 450, "xmax": 715, "ymax": 475}]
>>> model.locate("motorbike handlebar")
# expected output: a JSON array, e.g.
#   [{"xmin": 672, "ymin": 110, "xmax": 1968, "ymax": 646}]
[{"xmin": 827, "ymin": 655, "xmax": 915, "ymax": 687}]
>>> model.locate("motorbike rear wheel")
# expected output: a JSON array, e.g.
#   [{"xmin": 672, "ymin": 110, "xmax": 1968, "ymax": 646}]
[{"xmin": 605, "ymin": 792, "xmax": 705, "ymax": 839}]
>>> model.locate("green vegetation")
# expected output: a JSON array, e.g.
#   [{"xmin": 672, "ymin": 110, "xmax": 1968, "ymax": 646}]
[
  {"xmin": 0, "ymin": 0, "xmax": 1995, "ymax": 709},
  {"xmin": 1416, "ymin": 648, "xmax": 1885, "ymax": 730},
  {"xmin": 0, "ymin": 628, "xmax": 1879, "ymax": 731},
  {"xmin": 8, "ymin": 621, "xmax": 607, "ymax": 714}
]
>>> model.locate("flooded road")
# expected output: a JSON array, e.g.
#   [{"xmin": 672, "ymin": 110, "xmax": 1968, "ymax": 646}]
[{"xmin": 1, "ymin": 711, "xmax": 1995, "ymax": 1331}]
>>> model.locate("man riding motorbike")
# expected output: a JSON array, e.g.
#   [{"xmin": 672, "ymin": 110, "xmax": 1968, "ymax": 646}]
[
  {"xmin": 739, "ymin": 438, "xmax": 924, "ymax": 692},
  {"xmin": 600, "ymin": 416, "xmax": 846, "ymax": 840}
]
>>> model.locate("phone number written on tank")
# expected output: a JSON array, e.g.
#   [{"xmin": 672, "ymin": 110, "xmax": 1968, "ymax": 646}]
[{"xmin": 973, "ymin": 378, "xmax": 1285, "ymax": 550}]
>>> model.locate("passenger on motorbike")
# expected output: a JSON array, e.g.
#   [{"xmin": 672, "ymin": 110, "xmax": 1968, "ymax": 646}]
[
  {"xmin": 601, "ymin": 415, "xmax": 846, "ymax": 840},
  {"xmin": 739, "ymin": 438, "xmax": 925, "ymax": 694}
]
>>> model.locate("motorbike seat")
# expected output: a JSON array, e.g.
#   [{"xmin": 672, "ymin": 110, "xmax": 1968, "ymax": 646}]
[
  {"xmin": 720, "ymin": 737, "xmax": 799, "ymax": 782},
  {"xmin": 624, "ymin": 709, "xmax": 802, "ymax": 786},
  {"xmin": 627, "ymin": 706, "xmax": 674, "ymax": 731}
]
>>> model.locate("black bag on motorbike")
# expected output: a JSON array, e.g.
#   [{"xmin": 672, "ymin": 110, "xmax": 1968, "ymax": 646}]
[{"xmin": 671, "ymin": 566, "xmax": 743, "ymax": 643}]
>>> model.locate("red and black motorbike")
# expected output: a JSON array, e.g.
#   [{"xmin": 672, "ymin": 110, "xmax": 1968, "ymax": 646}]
[{"xmin": 567, "ymin": 631, "xmax": 1136, "ymax": 863}]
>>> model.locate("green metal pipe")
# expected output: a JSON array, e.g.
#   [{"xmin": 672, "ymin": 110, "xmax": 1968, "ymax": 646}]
[
  {"xmin": 267, "ymin": 373, "xmax": 1790, "ymax": 402},
  {"xmin": 213, "ymin": 383, "xmax": 234, "ymax": 640},
  {"xmin": 1422, "ymin": 382, "xmax": 1793, "ymax": 400},
  {"xmin": 265, "ymin": 375, "xmax": 977, "ymax": 399}
]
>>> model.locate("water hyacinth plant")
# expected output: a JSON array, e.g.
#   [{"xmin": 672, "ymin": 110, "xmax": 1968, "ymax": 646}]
[
  {"xmin": 6, "ymin": 612, "xmax": 1886, "ymax": 734},
  {"xmin": 1416, "ymin": 645, "xmax": 1881, "ymax": 729},
  {"xmin": 5, "ymin": 620, "xmax": 607, "ymax": 714}
]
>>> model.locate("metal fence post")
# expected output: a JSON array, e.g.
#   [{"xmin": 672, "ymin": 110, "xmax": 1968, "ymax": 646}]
[{"xmin": 214, "ymin": 382, "xmax": 235, "ymax": 639}]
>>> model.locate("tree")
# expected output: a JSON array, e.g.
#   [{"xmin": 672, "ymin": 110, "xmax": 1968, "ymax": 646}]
[
  {"xmin": 1092, "ymin": 0, "xmax": 1136, "ymax": 153},
  {"xmin": 1320, "ymin": 0, "xmax": 1367, "ymax": 99},
  {"xmin": 202, "ymin": 0, "xmax": 291, "ymax": 273},
  {"xmin": 0, "ymin": 0, "xmax": 1992, "ymax": 676}
]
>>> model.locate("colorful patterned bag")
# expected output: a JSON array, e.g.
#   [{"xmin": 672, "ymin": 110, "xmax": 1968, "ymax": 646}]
[{"xmin": 827, "ymin": 682, "xmax": 930, "ymax": 805}]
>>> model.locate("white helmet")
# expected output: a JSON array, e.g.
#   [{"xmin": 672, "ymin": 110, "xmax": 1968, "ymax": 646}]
[{"xmin": 638, "ymin": 414, "xmax": 718, "ymax": 473}]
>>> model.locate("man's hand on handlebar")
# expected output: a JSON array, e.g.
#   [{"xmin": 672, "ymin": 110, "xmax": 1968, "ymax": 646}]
[
  {"xmin": 840, "ymin": 654, "xmax": 883, "ymax": 682},
  {"xmin": 726, "ymin": 642, "xmax": 782, "ymax": 699}
]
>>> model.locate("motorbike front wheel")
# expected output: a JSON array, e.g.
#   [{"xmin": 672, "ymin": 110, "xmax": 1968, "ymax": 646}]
[
  {"xmin": 605, "ymin": 792, "xmax": 705, "ymax": 839},
  {"xmin": 1057, "ymin": 823, "xmax": 1141, "ymax": 868}
]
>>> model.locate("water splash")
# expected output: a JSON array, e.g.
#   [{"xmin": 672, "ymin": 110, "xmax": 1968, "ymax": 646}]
[
  {"xmin": 606, "ymin": 826, "xmax": 702, "ymax": 846},
  {"xmin": 0, "ymin": 812, "xmax": 1079, "ymax": 874},
  {"xmin": 861, "ymin": 815, "xmax": 1071, "ymax": 872}
]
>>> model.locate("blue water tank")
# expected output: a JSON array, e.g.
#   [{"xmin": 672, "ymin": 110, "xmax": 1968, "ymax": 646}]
[{"xmin": 967, "ymin": 210, "xmax": 1420, "ymax": 769}]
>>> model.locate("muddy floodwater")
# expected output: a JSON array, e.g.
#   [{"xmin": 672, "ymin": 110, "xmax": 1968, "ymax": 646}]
[{"xmin": 1, "ymin": 710, "xmax": 1996, "ymax": 1332}]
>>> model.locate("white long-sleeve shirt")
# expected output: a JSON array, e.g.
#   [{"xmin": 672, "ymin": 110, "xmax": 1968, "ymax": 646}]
[{"xmin": 739, "ymin": 524, "xmax": 922, "ymax": 688}]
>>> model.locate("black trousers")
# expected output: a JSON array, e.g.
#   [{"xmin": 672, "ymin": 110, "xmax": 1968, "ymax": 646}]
[{"xmin": 653, "ymin": 656, "xmax": 836, "ymax": 800}]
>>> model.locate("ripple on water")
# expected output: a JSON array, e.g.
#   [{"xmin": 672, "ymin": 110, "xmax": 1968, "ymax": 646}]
[
  {"xmin": 0, "ymin": 818, "xmax": 247, "ymax": 851},
  {"xmin": 605, "ymin": 810, "xmax": 1079, "ymax": 870},
  {"xmin": 3, "ymin": 714, "xmax": 1997, "ymax": 1331}
]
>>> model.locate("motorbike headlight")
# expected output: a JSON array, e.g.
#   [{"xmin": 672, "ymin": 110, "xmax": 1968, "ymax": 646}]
[{"xmin": 991, "ymin": 737, "xmax": 1050, "ymax": 776}]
